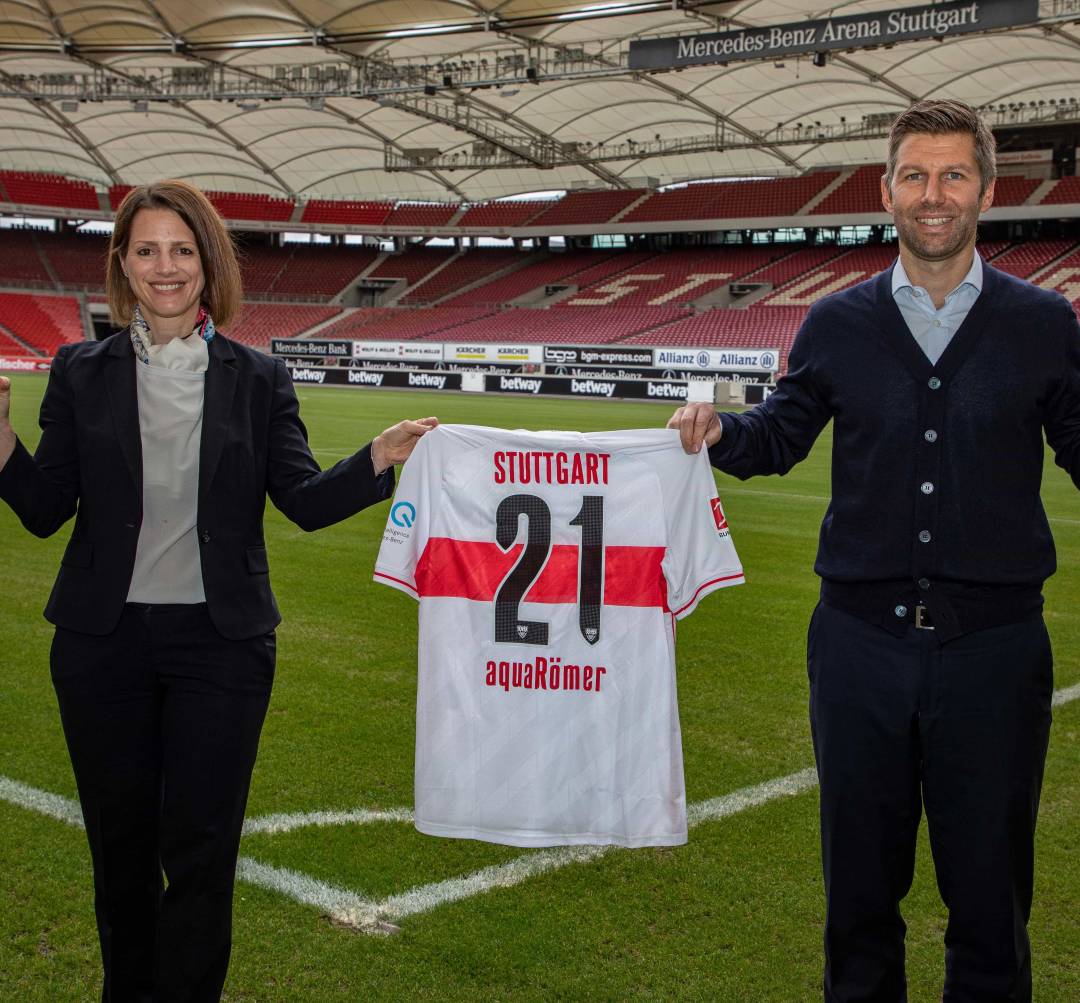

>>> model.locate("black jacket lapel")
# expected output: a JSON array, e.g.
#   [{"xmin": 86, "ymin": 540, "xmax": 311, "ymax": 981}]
[
  {"xmin": 199, "ymin": 334, "xmax": 238, "ymax": 504},
  {"xmin": 104, "ymin": 330, "xmax": 141, "ymax": 489}
]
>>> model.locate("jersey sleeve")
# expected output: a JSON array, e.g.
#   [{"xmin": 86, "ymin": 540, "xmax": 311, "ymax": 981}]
[
  {"xmin": 373, "ymin": 428, "xmax": 442, "ymax": 600},
  {"xmin": 660, "ymin": 444, "xmax": 744, "ymax": 620}
]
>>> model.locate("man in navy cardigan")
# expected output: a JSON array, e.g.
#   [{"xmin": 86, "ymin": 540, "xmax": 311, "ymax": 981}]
[{"xmin": 671, "ymin": 100, "xmax": 1080, "ymax": 1001}]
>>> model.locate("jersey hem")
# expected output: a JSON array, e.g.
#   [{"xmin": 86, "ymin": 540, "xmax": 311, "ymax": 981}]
[
  {"xmin": 414, "ymin": 819, "xmax": 688, "ymax": 848},
  {"xmin": 373, "ymin": 568, "xmax": 419, "ymax": 599},
  {"xmin": 671, "ymin": 570, "xmax": 745, "ymax": 620}
]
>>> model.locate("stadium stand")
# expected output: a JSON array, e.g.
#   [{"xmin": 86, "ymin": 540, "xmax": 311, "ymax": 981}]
[
  {"xmin": 370, "ymin": 246, "xmax": 456, "ymax": 290},
  {"xmin": 976, "ymin": 240, "xmax": 1013, "ymax": 261},
  {"xmin": 622, "ymin": 173, "xmax": 840, "ymax": 223},
  {"xmin": 989, "ymin": 239, "xmax": 1076, "ymax": 278},
  {"xmin": 384, "ymin": 203, "xmax": 459, "ymax": 228},
  {"xmin": 223, "ymin": 303, "xmax": 343, "ymax": 349},
  {"xmin": 762, "ymin": 244, "xmax": 897, "ymax": 305},
  {"xmin": 271, "ymin": 245, "xmax": 380, "ymax": 298},
  {"xmin": 454, "ymin": 201, "xmax": 548, "ymax": 229},
  {"xmin": 991, "ymin": 177, "xmax": 1040, "ymax": 206},
  {"xmin": 0, "ymin": 229, "xmax": 56, "ymax": 287},
  {"xmin": 205, "ymin": 191, "xmax": 294, "ymax": 223},
  {"xmin": 440, "ymin": 249, "xmax": 624, "ymax": 306},
  {"xmin": 108, "ymin": 184, "xmax": 134, "ymax": 210},
  {"xmin": 1033, "ymin": 246, "xmax": 1080, "ymax": 306},
  {"xmin": 37, "ymin": 231, "xmax": 110, "ymax": 290},
  {"xmin": 400, "ymin": 248, "xmax": 524, "ymax": 304},
  {"xmin": 0, "ymin": 171, "xmax": 99, "ymax": 212},
  {"xmin": 744, "ymin": 246, "xmax": 849, "ymax": 288},
  {"xmin": 234, "ymin": 242, "xmax": 381, "ymax": 300},
  {"xmin": 563, "ymin": 247, "xmax": 789, "ymax": 306},
  {"xmin": 0, "ymin": 291, "xmax": 84, "ymax": 354},
  {"xmin": 317, "ymin": 305, "xmax": 494, "ymax": 340},
  {"xmin": 0, "ymin": 328, "xmax": 36, "ymax": 356},
  {"xmin": 628, "ymin": 305, "xmax": 806, "ymax": 362},
  {"xmin": 809, "ymin": 165, "xmax": 884, "ymax": 215},
  {"xmin": 236, "ymin": 243, "xmax": 292, "ymax": 295},
  {"xmin": 1036, "ymin": 176, "xmax": 1080, "ymax": 205},
  {"xmin": 300, "ymin": 199, "xmax": 393, "ymax": 226},
  {"xmin": 525, "ymin": 189, "xmax": 647, "ymax": 228},
  {"xmin": 425, "ymin": 305, "xmax": 689, "ymax": 343}
]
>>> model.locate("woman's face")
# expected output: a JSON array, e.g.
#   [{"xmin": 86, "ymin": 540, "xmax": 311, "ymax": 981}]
[{"xmin": 122, "ymin": 207, "xmax": 206, "ymax": 333}]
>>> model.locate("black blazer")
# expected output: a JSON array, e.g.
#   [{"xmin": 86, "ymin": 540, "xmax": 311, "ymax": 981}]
[{"xmin": 0, "ymin": 330, "xmax": 393, "ymax": 639}]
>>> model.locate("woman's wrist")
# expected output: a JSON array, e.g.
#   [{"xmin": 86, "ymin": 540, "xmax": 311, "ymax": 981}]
[
  {"xmin": 370, "ymin": 434, "xmax": 389, "ymax": 476},
  {"xmin": 0, "ymin": 424, "xmax": 16, "ymax": 473}
]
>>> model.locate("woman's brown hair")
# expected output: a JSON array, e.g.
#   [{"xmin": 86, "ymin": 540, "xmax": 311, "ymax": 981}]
[{"xmin": 107, "ymin": 180, "xmax": 243, "ymax": 329}]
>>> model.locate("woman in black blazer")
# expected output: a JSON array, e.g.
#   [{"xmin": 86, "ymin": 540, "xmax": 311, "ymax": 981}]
[{"xmin": 0, "ymin": 180, "xmax": 435, "ymax": 1002}]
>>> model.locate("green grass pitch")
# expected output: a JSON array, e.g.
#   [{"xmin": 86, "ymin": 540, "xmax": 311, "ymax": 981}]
[{"xmin": 1, "ymin": 374, "xmax": 1077, "ymax": 1001}]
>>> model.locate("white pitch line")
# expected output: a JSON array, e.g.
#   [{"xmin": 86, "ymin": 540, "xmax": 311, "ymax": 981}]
[
  {"xmin": 234, "ymin": 857, "xmax": 398, "ymax": 936},
  {"xmin": 243, "ymin": 805, "xmax": 413, "ymax": 836},
  {"xmin": 0, "ymin": 775, "xmax": 83, "ymax": 828},
  {"xmin": 1052, "ymin": 680, "xmax": 1080, "ymax": 707},
  {"xmin": 2, "ymin": 684, "xmax": 1078, "ymax": 935}
]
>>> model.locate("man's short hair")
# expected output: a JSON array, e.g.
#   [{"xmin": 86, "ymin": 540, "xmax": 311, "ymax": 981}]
[{"xmin": 885, "ymin": 99, "xmax": 996, "ymax": 195}]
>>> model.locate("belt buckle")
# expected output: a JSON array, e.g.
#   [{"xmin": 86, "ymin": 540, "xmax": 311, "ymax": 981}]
[{"xmin": 914, "ymin": 604, "xmax": 934, "ymax": 630}]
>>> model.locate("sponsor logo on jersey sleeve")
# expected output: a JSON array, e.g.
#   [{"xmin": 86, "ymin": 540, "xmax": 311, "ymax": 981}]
[
  {"xmin": 383, "ymin": 500, "xmax": 417, "ymax": 546},
  {"xmin": 710, "ymin": 497, "xmax": 730, "ymax": 534},
  {"xmin": 391, "ymin": 501, "xmax": 417, "ymax": 527}
]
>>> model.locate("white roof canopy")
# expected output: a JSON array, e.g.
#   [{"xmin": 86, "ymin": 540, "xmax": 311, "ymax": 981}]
[{"xmin": 0, "ymin": 1, "xmax": 1076, "ymax": 201}]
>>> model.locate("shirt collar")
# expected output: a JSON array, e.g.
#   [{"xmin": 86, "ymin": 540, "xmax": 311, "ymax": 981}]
[{"xmin": 891, "ymin": 251, "xmax": 983, "ymax": 299}]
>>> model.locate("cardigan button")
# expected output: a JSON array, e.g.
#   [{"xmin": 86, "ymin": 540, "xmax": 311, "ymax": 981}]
[
  {"xmin": 928, "ymin": 377, "xmax": 942, "ymax": 390},
  {"xmin": 918, "ymin": 577, "xmax": 931, "ymax": 590},
  {"xmin": 919, "ymin": 530, "xmax": 932, "ymax": 543},
  {"xmin": 924, "ymin": 429, "xmax": 938, "ymax": 443},
  {"xmin": 894, "ymin": 605, "xmax": 908, "ymax": 618},
  {"xmin": 200, "ymin": 530, "xmax": 211, "ymax": 544},
  {"xmin": 920, "ymin": 481, "xmax": 934, "ymax": 494}
]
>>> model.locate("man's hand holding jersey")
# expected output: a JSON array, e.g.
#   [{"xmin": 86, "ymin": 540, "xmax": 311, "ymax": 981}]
[
  {"xmin": 372, "ymin": 416, "xmax": 439, "ymax": 475},
  {"xmin": 667, "ymin": 403, "xmax": 722, "ymax": 455}
]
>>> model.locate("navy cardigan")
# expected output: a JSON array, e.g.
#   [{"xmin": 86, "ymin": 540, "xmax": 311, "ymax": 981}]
[{"xmin": 708, "ymin": 261, "xmax": 1080, "ymax": 640}]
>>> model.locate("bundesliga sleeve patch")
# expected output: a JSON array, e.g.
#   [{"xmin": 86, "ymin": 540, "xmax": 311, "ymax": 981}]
[{"xmin": 374, "ymin": 424, "xmax": 743, "ymax": 848}]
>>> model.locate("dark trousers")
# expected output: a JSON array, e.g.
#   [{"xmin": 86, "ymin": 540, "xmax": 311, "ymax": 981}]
[
  {"xmin": 50, "ymin": 603, "xmax": 275, "ymax": 1003},
  {"xmin": 808, "ymin": 601, "xmax": 1053, "ymax": 1003}
]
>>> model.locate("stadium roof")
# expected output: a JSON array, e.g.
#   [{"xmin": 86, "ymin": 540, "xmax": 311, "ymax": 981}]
[{"xmin": 0, "ymin": 0, "xmax": 1078, "ymax": 203}]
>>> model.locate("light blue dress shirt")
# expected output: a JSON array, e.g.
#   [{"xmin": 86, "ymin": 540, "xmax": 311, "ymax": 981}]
[{"xmin": 891, "ymin": 253, "xmax": 983, "ymax": 365}]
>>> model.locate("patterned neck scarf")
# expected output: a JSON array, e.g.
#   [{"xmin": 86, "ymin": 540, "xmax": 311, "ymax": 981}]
[{"xmin": 130, "ymin": 303, "xmax": 216, "ymax": 365}]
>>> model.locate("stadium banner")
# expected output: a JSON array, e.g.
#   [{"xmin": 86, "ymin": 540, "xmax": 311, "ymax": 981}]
[
  {"xmin": 354, "ymin": 340, "xmax": 444, "ymax": 362},
  {"xmin": 653, "ymin": 347, "xmax": 779, "ymax": 373},
  {"xmin": 543, "ymin": 345, "xmax": 654, "ymax": 366},
  {"xmin": 270, "ymin": 338, "xmax": 353, "ymax": 359},
  {"xmin": 487, "ymin": 373, "xmax": 689, "ymax": 401},
  {"xmin": 288, "ymin": 366, "xmax": 463, "ymax": 391},
  {"xmin": 445, "ymin": 344, "xmax": 544, "ymax": 364},
  {"xmin": 280, "ymin": 355, "xmax": 525, "ymax": 373},
  {"xmin": 0, "ymin": 356, "xmax": 52, "ymax": 372},
  {"xmin": 628, "ymin": 0, "xmax": 1037, "ymax": 70},
  {"xmin": 996, "ymin": 149, "xmax": 1053, "ymax": 165},
  {"xmin": 548, "ymin": 363, "xmax": 771, "ymax": 384}
]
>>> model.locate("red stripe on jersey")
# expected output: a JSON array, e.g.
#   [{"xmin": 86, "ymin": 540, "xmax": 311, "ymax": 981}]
[
  {"xmin": 670, "ymin": 572, "xmax": 744, "ymax": 616},
  {"xmin": 414, "ymin": 538, "xmax": 667, "ymax": 608}
]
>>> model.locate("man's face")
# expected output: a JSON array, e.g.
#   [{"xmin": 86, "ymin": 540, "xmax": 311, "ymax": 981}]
[{"xmin": 881, "ymin": 131, "xmax": 994, "ymax": 264}]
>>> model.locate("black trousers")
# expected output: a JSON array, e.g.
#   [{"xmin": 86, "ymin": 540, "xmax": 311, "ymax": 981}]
[
  {"xmin": 808, "ymin": 601, "xmax": 1053, "ymax": 1003},
  {"xmin": 50, "ymin": 603, "xmax": 275, "ymax": 1003}
]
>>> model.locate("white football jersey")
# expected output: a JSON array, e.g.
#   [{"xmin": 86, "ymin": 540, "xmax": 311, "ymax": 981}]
[{"xmin": 374, "ymin": 424, "xmax": 743, "ymax": 848}]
